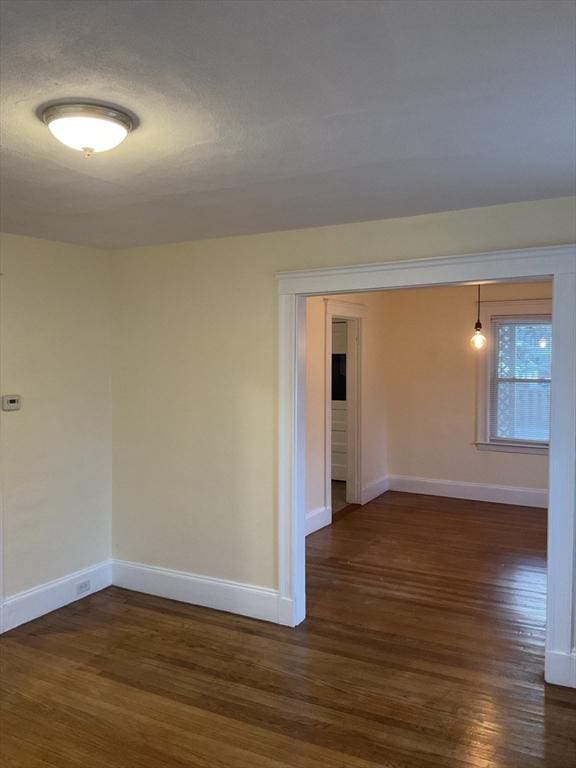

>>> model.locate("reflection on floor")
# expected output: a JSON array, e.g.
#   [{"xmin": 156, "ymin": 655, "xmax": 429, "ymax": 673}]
[
  {"xmin": 1, "ymin": 492, "xmax": 575, "ymax": 767},
  {"xmin": 331, "ymin": 479, "xmax": 347, "ymax": 512},
  {"xmin": 307, "ymin": 492, "xmax": 576, "ymax": 766}
]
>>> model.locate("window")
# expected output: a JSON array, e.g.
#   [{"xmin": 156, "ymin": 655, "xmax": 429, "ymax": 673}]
[
  {"xmin": 490, "ymin": 317, "xmax": 551, "ymax": 443},
  {"xmin": 476, "ymin": 299, "xmax": 552, "ymax": 454}
]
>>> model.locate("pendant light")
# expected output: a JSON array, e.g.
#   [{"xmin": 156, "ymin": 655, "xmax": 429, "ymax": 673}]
[
  {"xmin": 42, "ymin": 103, "xmax": 134, "ymax": 157},
  {"xmin": 470, "ymin": 284, "xmax": 487, "ymax": 350}
]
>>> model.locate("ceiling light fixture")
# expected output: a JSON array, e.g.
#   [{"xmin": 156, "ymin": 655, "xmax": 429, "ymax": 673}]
[
  {"xmin": 42, "ymin": 103, "xmax": 134, "ymax": 157},
  {"xmin": 470, "ymin": 284, "xmax": 487, "ymax": 350}
]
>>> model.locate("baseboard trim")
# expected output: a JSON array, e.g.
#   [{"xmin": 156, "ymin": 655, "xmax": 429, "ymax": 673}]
[
  {"xmin": 1, "ymin": 560, "xmax": 112, "ymax": 633},
  {"xmin": 360, "ymin": 476, "xmax": 390, "ymax": 505},
  {"xmin": 545, "ymin": 650, "xmax": 576, "ymax": 688},
  {"xmin": 112, "ymin": 559, "xmax": 295, "ymax": 626},
  {"xmin": 386, "ymin": 475, "xmax": 547, "ymax": 508},
  {"xmin": 0, "ymin": 558, "xmax": 297, "ymax": 632},
  {"xmin": 305, "ymin": 506, "xmax": 332, "ymax": 536}
]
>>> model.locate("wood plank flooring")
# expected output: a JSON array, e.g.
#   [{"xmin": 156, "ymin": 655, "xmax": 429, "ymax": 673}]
[{"xmin": 1, "ymin": 492, "xmax": 575, "ymax": 767}]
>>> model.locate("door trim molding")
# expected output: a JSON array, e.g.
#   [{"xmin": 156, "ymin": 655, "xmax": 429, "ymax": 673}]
[{"xmin": 277, "ymin": 244, "xmax": 576, "ymax": 686}]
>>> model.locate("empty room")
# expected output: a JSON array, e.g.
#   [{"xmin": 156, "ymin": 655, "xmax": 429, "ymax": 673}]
[{"xmin": 0, "ymin": 1, "xmax": 575, "ymax": 767}]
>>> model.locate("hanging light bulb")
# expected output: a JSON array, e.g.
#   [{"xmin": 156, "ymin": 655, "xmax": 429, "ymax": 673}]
[
  {"xmin": 470, "ymin": 284, "xmax": 487, "ymax": 350},
  {"xmin": 471, "ymin": 326, "xmax": 487, "ymax": 350}
]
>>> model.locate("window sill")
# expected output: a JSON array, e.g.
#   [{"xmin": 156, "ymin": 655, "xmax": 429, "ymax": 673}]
[{"xmin": 475, "ymin": 441, "xmax": 548, "ymax": 456}]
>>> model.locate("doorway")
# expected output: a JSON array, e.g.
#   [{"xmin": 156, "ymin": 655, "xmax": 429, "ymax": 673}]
[
  {"xmin": 324, "ymin": 300, "xmax": 365, "ymax": 518},
  {"xmin": 330, "ymin": 320, "xmax": 348, "ymax": 514},
  {"xmin": 304, "ymin": 299, "xmax": 364, "ymax": 535},
  {"xmin": 277, "ymin": 245, "xmax": 576, "ymax": 688}
]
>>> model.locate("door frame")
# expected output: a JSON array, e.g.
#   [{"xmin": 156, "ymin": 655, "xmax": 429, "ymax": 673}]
[
  {"xmin": 324, "ymin": 300, "xmax": 367, "ymax": 511},
  {"xmin": 277, "ymin": 244, "xmax": 576, "ymax": 688}
]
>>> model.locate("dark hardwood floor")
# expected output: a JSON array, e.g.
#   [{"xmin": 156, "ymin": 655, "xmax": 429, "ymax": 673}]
[{"xmin": 1, "ymin": 492, "xmax": 575, "ymax": 767}]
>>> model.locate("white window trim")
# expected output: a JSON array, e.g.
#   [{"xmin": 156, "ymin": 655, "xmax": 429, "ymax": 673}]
[{"xmin": 475, "ymin": 299, "xmax": 552, "ymax": 454}]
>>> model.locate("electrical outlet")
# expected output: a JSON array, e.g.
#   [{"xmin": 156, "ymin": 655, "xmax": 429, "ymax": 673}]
[{"xmin": 76, "ymin": 580, "xmax": 91, "ymax": 596}]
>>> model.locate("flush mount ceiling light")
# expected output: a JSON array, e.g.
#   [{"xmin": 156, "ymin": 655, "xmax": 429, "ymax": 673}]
[{"xmin": 42, "ymin": 103, "xmax": 134, "ymax": 157}]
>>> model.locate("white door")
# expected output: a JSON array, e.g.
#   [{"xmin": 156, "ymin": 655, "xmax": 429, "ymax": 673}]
[{"xmin": 331, "ymin": 321, "xmax": 347, "ymax": 481}]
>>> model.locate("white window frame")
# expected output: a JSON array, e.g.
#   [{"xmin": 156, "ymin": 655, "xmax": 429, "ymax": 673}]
[{"xmin": 475, "ymin": 299, "xmax": 552, "ymax": 455}]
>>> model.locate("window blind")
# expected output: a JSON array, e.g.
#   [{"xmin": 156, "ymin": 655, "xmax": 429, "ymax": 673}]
[{"xmin": 489, "ymin": 316, "xmax": 552, "ymax": 444}]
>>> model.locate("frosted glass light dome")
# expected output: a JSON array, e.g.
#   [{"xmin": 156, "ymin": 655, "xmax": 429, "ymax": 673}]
[{"xmin": 42, "ymin": 103, "xmax": 133, "ymax": 157}]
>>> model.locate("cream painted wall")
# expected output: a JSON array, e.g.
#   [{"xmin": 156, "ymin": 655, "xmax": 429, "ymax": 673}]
[
  {"xmin": 110, "ymin": 245, "xmax": 280, "ymax": 586},
  {"xmin": 305, "ymin": 282, "xmax": 551, "ymax": 516},
  {"xmin": 0, "ymin": 234, "xmax": 112, "ymax": 596},
  {"xmin": 110, "ymin": 197, "xmax": 575, "ymax": 589},
  {"xmin": 383, "ymin": 281, "xmax": 552, "ymax": 488}
]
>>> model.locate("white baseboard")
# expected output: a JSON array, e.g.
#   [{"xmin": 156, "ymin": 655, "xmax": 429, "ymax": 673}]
[
  {"xmin": 0, "ymin": 558, "xmax": 298, "ymax": 632},
  {"xmin": 1, "ymin": 560, "xmax": 112, "ymax": 633},
  {"xmin": 278, "ymin": 596, "xmax": 299, "ymax": 626},
  {"xmin": 386, "ymin": 475, "xmax": 547, "ymax": 508},
  {"xmin": 545, "ymin": 650, "xmax": 576, "ymax": 688},
  {"xmin": 360, "ymin": 476, "xmax": 390, "ymax": 505},
  {"xmin": 305, "ymin": 506, "xmax": 332, "ymax": 536},
  {"xmin": 112, "ymin": 559, "xmax": 295, "ymax": 626}
]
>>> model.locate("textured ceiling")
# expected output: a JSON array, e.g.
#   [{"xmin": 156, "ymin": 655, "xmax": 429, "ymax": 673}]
[{"xmin": 0, "ymin": 0, "xmax": 575, "ymax": 249}]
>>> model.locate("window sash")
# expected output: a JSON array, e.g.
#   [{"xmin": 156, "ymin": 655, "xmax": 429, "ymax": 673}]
[
  {"xmin": 488, "ymin": 314, "xmax": 551, "ymax": 445},
  {"xmin": 494, "ymin": 377, "xmax": 550, "ymax": 385}
]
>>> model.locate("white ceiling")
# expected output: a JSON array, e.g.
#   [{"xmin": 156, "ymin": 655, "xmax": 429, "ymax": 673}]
[{"xmin": 1, "ymin": 0, "xmax": 574, "ymax": 249}]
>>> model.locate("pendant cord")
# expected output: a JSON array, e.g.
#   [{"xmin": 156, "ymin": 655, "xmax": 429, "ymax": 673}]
[{"xmin": 477, "ymin": 284, "xmax": 481, "ymax": 324}]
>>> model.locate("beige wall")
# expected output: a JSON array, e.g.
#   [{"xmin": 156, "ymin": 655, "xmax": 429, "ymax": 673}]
[
  {"xmin": 305, "ymin": 282, "xmax": 551, "ymax": 515},
  {"xmin": 0, "ymin": 234, "xmax": 112, "ymax": 596},
  {"xmin": 110, "ymin": 197, "xmax": 575, "ymax": 589},
  {"xmin": 110, "ymin": 240, "xmax": 280, "ymax": 586},
  {"xmin": 0, "ymin": 198, "xmax": 572, "ymax": 599},
  {"xmin": 384, "ymin": 281, "xmax": 550, "ymax": 487}
]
